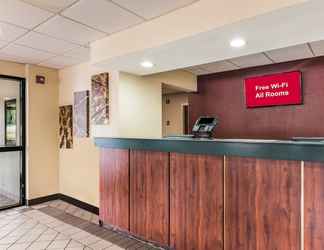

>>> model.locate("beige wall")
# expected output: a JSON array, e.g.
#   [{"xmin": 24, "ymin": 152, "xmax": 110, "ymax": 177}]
[
  {"xmin": 0, "ymin": 58, "xmax": 195, "ymax": 206},
  {"xmin": 147, "ymin": 70, "xmax": 197, "ymax": 92},
  {"xmin": 0, "ymin": 60, "xmax": 25, "ymax": 78},
  {"xmin": 118, "ymin": 72, "xmax": 163, "ymax": 138},
  {"xmin": 162, "ymin": 94, "xmax": 189, "ymax": 137},
  {"xmin": 58, "ymin": 64, "xmax": 196, "ymax": 206},
  {"xmin": 58, "ymin": 62, "xmax": 109, "ymax": 206},
  {"xmin": 26, "ymin": 65, "xmax": 59, "ymax": 199}
]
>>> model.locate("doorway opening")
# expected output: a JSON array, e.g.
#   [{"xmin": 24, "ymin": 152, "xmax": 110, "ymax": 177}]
[
  {"xmin": 182, "ymin": 104, "xmax": 189, "ymax": 135},
  {"xmin": 0, "ymin": 75, "xmax": 25, "ymax": 210}
]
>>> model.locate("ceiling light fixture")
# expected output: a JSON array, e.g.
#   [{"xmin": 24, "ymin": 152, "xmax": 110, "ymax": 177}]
[
  {"xmin": 230, "ymin": 38, "xmax": 246, "ymax": 48},
  {"xmin": 141, "ymin": 60, "xmax": 154, "ymax": 68}
]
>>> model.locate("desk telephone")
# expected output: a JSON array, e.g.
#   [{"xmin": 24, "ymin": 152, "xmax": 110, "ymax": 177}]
[{"xmin": 192, "ymin": 117, "xmax": 219, "ymax": 138}]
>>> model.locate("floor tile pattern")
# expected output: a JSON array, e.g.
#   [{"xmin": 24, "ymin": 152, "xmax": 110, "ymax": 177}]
[{"xmin": 0, "ymin": 201, "xmax": 164, "ymax": 250}]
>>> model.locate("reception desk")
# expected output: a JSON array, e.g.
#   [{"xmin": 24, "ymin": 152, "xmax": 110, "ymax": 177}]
[{"xmin": 95, "ymin": 137, "xmax": 324, "ymax": 250}]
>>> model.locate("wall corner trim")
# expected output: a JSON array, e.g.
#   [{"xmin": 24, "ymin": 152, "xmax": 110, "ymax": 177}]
[{"xmin": 27, "ymin": 193, "xmax": 99, "ymax": 215}]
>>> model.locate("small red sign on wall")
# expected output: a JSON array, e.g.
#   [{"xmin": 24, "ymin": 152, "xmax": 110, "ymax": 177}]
[{"xmin": 244, "ymin": 71, "xmax": 302, "ymax": 108}]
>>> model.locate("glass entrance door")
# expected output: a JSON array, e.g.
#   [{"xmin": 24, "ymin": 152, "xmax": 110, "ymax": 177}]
[{"xmin": 0, "ymin": 75, "xmax": 25, "ymax": 210}]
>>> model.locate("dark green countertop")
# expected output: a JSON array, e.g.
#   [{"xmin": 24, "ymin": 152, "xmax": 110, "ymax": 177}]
[{"xmin": 94, "ymin": 137, "xmax": 324, "ymax": 162}]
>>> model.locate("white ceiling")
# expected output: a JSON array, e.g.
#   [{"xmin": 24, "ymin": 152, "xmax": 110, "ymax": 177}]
[
  {"xmin": 21, "ymin": 0, "xmax": 77, "ymax": 13},
  {"xmin": 186, "ymin": 42, "xmax": 323, "ymax": 75},
  {"xmin": 265, "ymin": 44, "xmax": 314, "ymax": 63},
  {"xmin": 0, "ymin": 0, "xmax": 199, "ymax": 69},
  {"xmin": 112, "ymin": 0, "xmax": 197, "ymax": 20},
  {"xmin": 61, "ymin": 0, "xmax": 144, "ymax": 34},
  {"xmin": 94, "ymin": 0, "xmax": 324, "ymax": 75},
  {"xmin": 229, "ymin": 53, "xmax": 273, "ymax": 68}
]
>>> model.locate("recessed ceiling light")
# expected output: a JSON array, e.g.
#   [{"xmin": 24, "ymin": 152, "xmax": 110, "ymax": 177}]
[
  {"xmin": 141, "ymin": 61, "xmax": 154, "ymax": 68},
  {"xmin": 230, "ymin": 38, "xmax": 246, "ymax": 48}
]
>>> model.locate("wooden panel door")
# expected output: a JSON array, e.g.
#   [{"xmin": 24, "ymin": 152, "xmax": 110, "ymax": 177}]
[
  {"xmin": 170, "ymin": 153, "xmax": 224, "ymax": 250},
  {"xmin": 130, "ymin": 150, "xmax": 169, "ymax": 246},
  {"xmin": 226, "ymin": 157, "xmax": 301, "ymax": 250},
  {"xmin": 100, "ymin": 148, "xmax": 129, "ymax": 231},
  {"xmin": 304, "ymin": 162, "xmax": 324, "ymax": 250}
]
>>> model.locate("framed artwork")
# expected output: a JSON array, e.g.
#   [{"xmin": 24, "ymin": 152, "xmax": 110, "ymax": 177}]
[
  {"xmin": 73, "ymin": 90, "xmax": 89, "ymax": 137},
  {"xmin": 59, "ymin": 105, "xmax": 73, "ymax": 149},
  {"xmin": 4, "ymin": 99, "xmax": 17, "ymax": 146},
  {"xmin": 91, "ymin": 73, "xmax": 109, "ymax": 125}
]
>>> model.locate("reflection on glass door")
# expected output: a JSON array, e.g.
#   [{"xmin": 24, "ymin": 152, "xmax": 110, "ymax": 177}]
[
  {"xmin": 0, "ymin": 75, "xmax": 25, "ymax": 210},
  {"xmin": 5, "ymin": 99, "xmax": 17, "ymax": 146}
]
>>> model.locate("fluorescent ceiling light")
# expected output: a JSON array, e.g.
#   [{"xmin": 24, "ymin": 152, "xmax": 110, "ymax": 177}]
[
  {"xmin": 141, "ymin": 61, "xmax": 154, "ymax": 68},
  {"xmin": 230, "ymin": 38, "xmax": 246, "ymax": 48}
]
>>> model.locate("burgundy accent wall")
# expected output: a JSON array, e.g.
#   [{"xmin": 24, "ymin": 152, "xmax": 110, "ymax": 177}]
[{"xmin": 189, "ymin": 57, "xmax": 324, "ymax": 139}]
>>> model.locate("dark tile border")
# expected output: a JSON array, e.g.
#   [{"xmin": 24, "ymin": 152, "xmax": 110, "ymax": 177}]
[
  {"xmin": 39, "ymin": 206, "xmax": 157, "ymax": 250},
  {"xmin": 27, "ymin": 193, "xmax": 99, "ymax": 215}
]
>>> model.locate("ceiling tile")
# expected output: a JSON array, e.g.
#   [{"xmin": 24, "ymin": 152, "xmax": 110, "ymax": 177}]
[
  {"xmin": 112, "ymin": 0, "xmax": 197, "ymax": 19},
  {"xmin": 201, "ymin": 60, "xmax": 239, "ymax": 73},
  {"xmin": 0, "ymin": 22, "xmax": 28, "ymax": 42},
  {"xmin": 39, "ymin": 55, "xmax": 84, "ymax": 69},
  {"xmin": 63, "ymin": 46, "xmax": 90, "ymax": 60},
  {"xmin": 229, "ymin": 53, "xmax": 273, "ymax": 68},
  {"xmin": 0, "ymin": 0, "xmax": 53, "ymax": 29},
  {"xmin": 21, "ymin": 0, "xmax": 77, "ymax": 13},
  {"xmin": 266, "ymin": 44, "xmax": 313, "ymax": 63},
  {"xmin": 62, "ymin": 0, "xmax": 143, "ymax": 34},
  {"xmin": 16, "ymin": 31, "xmax": 80, "ymax": 54},
  {"xmin": 0, "ymin": 40, "xmax": 8, "ymax": 48},
  {"xmin": 0, "ymin": 52, "xmax": 27, "ymax": 63},
  {"xmin": 309, "ymin": 40, "xmax": 324, "ymax": 56},
  {"xmin": 1, "ymin": 44, "xmax": 54, "ymax": 64},
  {"xmin": 35, "ymin": 15, "xmax": 106, "ymax": 45},
  {"xmin": 185, "ymin": 66, "xmax": 210, "ymax": 75}
]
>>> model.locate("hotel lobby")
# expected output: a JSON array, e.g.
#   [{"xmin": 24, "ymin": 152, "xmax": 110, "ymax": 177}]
[{"xmin": 0, "ymin": 0, "xmax": 324, "ymax": 249}]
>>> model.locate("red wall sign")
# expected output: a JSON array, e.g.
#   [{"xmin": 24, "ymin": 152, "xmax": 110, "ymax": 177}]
[{"xmin": 244, "ymin": 71, "xmax": 302, "ymax": 108}]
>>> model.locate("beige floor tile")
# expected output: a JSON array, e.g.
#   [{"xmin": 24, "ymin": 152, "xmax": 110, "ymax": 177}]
[
  {"xmin": 66, "ymin": 240, "xmax": 84, "ymax": 248},
  {"xmin": 55, "ymin": 233, "xmax": 70, "ymax": 240},
  {"xmin": 0, "ymin": 203, "xmax": 160, "ymax": 250},
  {"xmin": 0, "ymin": 235, "xmax": 21, "ymax": 245},
  {"xmin": 17, "ymin": 233, "xmax": 42, "ymax": 243},
  {"xmin": 8, "ymin": 242, "xmax": 31, "ymax": 249},
  {"xmin": 27, "ymin": 240, "xmax": 51, "ymax": 250},
  {"xmin": 36, "ymin": 232, "xmax": 58, "ymax": 242},
  {"xmin": 47, "ymin": 239, "xmax": 70, "ymax": 249},
  {"xmin": 0, "ymin": 244, "xmax": 11, "ymax": 249}
]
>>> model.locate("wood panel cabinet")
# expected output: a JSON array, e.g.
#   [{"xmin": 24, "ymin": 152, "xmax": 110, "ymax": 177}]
[
  {"xmin": 98, "ymin": 148, "xmax": 323, "ymax": 250},
  {"xmin": 100, "ymin": 148, "xmax": 129, "ymax": 231},
  {"xmin": 305, "ymin": 162, "xmax": 324, "ymax": 250},
  {"xmin": 226, "ymin": 157, "xmax": 301, "ymax": 250},
  {"xmin": 170, "ymin": 153, "xmax": 224, "ymax": 250},
  {"xmin": 130, "ymin": 150, "xmax": 170, "ymax": 245}
]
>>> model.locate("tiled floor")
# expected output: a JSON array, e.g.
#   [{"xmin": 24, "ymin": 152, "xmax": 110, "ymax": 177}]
[
  {"xmin": 0, "ymin": 194, "xmax": 18, "ymax": 209},
  {"xmin": 0, "ymin": 200, "xmax": 163, "ymax": 250}
]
